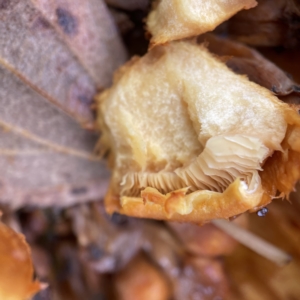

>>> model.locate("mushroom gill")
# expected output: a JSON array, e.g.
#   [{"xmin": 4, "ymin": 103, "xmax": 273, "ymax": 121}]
[{"xmin": 96, "ymin": 40, "xmax": 300, "ymax": 223}]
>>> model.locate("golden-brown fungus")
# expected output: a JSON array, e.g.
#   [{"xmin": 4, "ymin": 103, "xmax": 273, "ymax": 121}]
[
  {"xmin": 0, "ymin": 221, "xmax": 42, "ymax": 300},
  {"xmin": 96, "ymin": 40, "xmax": 300, "ymax": 223},
  {"xmin": 147, "ymin": 0, "xmax": 257, "ymax": 45}
]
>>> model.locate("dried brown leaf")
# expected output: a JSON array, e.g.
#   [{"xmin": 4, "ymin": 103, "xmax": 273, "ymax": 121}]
[
  {"xmin": 0, "ymin": 0, "xmax": 127, "ymax": 208},
  {"xmin": 31, "ymin": 0, "xmax": 127, "ymax": 89},
  {"xmin": 66, "ymin": 202, "xmax": 229, "ymax": 299},
  {"xmin": 0, "ymin": 58, "xmax": 110, "ymax": 208},
  {"xmin": 258, "ymin": 48, "xmax": 300, "ymax": 84},
  {"xmin": 0, "ymin": 0, "xmax": 126, "ymax": 125},
  {"xmin": 228, "ymin": 0, "xmax": 300, "ymax": 48},
  {"xmin": 105, "ymin": 0, "xmax": 149, "ymax": 11},
  {"xmin": 67, "ymin": 202, "xmax": 182, "ymax": 274},
  {"xmin": 200, "ymin": 34, "xmax": 300, "ymax": 96}
]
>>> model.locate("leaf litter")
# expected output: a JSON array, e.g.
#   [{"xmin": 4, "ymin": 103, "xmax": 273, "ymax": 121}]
[{"xmin": 0, "ymin": 0, "xmax": 300, "ymax": 299}]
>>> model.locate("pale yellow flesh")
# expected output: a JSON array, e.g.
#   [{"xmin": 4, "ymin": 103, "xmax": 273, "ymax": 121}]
[
  {"xmin": 97, "ymin": 41, "xmax": 294, "ymax": 222},
  {"xmin": 147, "ymin": 0, "xmax": 257, "ymax": 45}
]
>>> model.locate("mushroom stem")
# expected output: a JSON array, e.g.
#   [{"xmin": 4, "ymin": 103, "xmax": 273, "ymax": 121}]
[{"xmin": 212, "ymin": 219, "xmax": 292, "ymax": 266}]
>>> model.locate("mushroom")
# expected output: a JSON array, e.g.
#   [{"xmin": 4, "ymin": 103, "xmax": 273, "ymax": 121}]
[{"xmin": 96, "ymin": 40, "xmax": 300, "ymax": 224}]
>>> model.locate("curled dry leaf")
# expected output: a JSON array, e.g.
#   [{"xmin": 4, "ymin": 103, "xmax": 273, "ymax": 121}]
[
  {"xmin": 0, "ymin": 0, "xmax": 125, "ymax": 208},
  {"xmin": 67, "ymin": 203, "xmax": 143, "ymax": 273},
  {"xmin": 53, "ymin": 241, "xmax": 106, "ymax": 300},
  {"xmin": 249, "ymin": 47, "xmax": 300, "ymax": 108},
  {"xmin": 258, "ymin": 48, "xmax": 300, "ymax": 85},
  {"xmin": 67, "ymin": 202, "xmax": 182, "ymax": 274},
  {"xmin": 146, "ymin": 0, "xmax": 257, "ymax": 46},
  {"xmin": 96, "ymin": 40, "xmax": 300, "ymax": 223},
  {"xmin": 0, "ymin": 221, "xmax": 42, "ymax": 300},
  {"xmin": 200, "ymin": 34, "xmax": 300, "ymax": 96},
  {"xmin": 67, "ymin": 202, "xmax": 229, "ymax": 299},
  {"xmin": 105, "ymin": 0, "xmax": 150, "ymax": 11},
  {"xmin": 228, "ymin": 0, "xmax": 300, "ymax": 48}
]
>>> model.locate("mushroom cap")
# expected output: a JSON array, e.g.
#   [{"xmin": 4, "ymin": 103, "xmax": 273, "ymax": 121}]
[{"xmin": 97, "ymin": 41, "xmax": 300, "ymax": 223}]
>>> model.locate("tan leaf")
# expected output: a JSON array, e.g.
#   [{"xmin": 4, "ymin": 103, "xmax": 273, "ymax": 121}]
[
  {"xmin": 0, "ymin": 66, "xmax": 110, "ymax": 208},
  {"xmin": 0, "ymin": 0, "xmax": 123, "ymax": 208},
  {"xmin": 0, "ymin": 0, "xmax": 125, "ymax": 122},
  {"xmin": 31, "ymin": 0, "xmax": 128, "ymax": 89}
]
